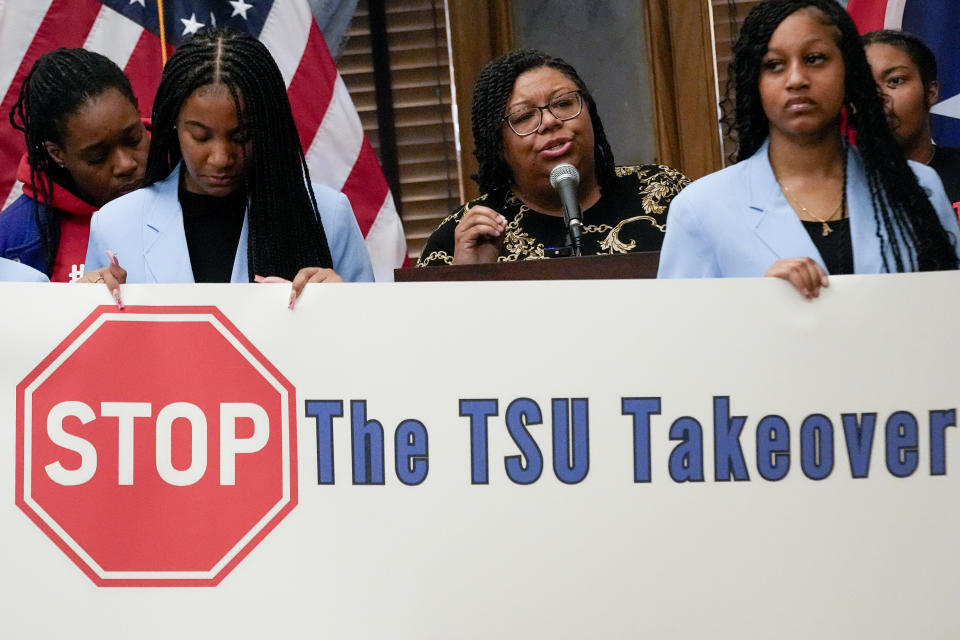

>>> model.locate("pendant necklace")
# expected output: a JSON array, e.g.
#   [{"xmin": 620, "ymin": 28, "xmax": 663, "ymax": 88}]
[{"xmin": 777, "ymin": 157, "xmax": 847, "ymax": 237}]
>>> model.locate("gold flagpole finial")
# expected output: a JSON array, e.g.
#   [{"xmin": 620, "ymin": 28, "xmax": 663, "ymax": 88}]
[{"xmin": 156, "ymin": 0, "xmax": 169, "ymax": 66}]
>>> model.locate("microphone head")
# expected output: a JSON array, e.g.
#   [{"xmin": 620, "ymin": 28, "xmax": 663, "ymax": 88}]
[{"xmin": 549, "ymin": 163, "xmax": 580, "ymax": 190}]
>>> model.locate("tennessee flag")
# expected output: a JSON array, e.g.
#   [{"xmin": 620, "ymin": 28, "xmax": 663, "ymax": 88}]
[
  {"xmin": 0, "ymin": 0, "xmax": 406, "ymax": 280},
  {"xmin": 847, "ymin": 0, "xmax": 960, "ymax": 146}
]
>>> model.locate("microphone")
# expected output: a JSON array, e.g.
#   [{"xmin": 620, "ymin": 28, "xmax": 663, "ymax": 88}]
[{"xmin": 549, "ymin": 163, "xmax": 583, "ymax": 256}]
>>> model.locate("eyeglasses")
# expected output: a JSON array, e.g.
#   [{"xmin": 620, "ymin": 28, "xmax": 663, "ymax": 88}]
[{"xmin": 502, "ymin": 90, "xmax": 584, "ymax": 136}]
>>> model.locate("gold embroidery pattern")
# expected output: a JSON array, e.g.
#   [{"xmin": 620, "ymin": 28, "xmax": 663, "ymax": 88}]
[
  {"xmin": 577, "ymin": 166, "xmax": 687, "ymax": 254},
  {"xmin": 625, "ymin": 165, "xmax": 690, "ymax": 216},
  {"xmin": 580, "ymin": 215, "xmax": 665, "ymax": 254},
  {"xmin": 499, "ymin": 206, "xmax": 547, "ymax": 261},
  {"xmin": 417, "ymin": 165, "xmax": 688, "ymax": 266},
  {"xmin": 436, "ymin": 207, "xmax": 465, "ymax": 229},
  {"xmin": 416, "ymin": 250, "xmax": 454, "ymax": 267}
]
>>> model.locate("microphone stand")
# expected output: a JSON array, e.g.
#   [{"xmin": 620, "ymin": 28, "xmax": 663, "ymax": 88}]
[
  {"xmin": 561, "ymin": 208, "xmax": 583, "ymax": 257},
  {"xmin": 550, "ymin": 163, "xmax": 584, "ymax": 257}
]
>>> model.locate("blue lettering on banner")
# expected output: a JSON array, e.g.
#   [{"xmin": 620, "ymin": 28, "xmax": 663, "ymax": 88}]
[
  {"xmin": 303, "ymin": 397, "xmax": 960, "ymax": 487},
  {"xmin": 622, "ymin": 397, "xmax": 660, "ymax": 483},
  {"xmin": 929, "ymin": 409, "xmax": 956, "ymax": 475},
  {"xmin": 841, "ymin": 413, "xmax": 876, "ymax": 478},
  {"xmin": 551, "ymin": 398, "xmax": 590, "ymax": 484},
  {"xmin": 886, "ymin": 411, "xmax": 919, "ymax": 478},
  {"xmin": 395, "ymin": 419, "xmax": 429, "ymax": 486},
  {"xmin": 714, "ymin": 396, "xmax": 750, "ymax": 481},
  {"xmin": 756, "ymin": 415, "xmax": 790, "ymax": 481},
  {"xmin": 304, "ymin": 399, "xmax": 343, "ymax": 485},
  {"xmin": 504, "ymin": 398, "xmax": 544, "ymax": 485},
  {"xmin": 460, "ymin": 399, "xmax": 498, "ymax": 484},
  {"xmin": 351, "ymin": 400, "xmax": 385, "ymax": 485},
  {"xmin": 800, "ymin": 414, "xmax": 834, "ymax": 480},
  {"xmin": 668, "ymin": 417, "xmax": 704, "ymax": 482}
]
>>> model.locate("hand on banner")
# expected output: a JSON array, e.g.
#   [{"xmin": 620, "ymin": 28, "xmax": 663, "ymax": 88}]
[
  {"xmin": 453, "ymin": 204, "xmax": 507, "ymax": 264},
  {"xmin": 79, "ymin": 250, "xmax": 125, "ymax": 309},
  {"xmin": 254, "ymin": 267, "xmax": 343, "ymax": 309},
  {"xmin": 765, "ymin": 257, "xmax": 829, "ymax": 299}
]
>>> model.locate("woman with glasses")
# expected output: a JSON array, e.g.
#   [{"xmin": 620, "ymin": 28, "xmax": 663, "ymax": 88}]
[{"xmin": 417, "ymin": 49, "xmax": 688, "ymax": 266}]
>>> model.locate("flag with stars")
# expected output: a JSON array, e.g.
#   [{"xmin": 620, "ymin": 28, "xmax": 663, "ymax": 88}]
[
  {"xmin": 0, "ymin": 0, "xmax": 406, "ymax": 280},
  {"xmin": 847, "ymin": 0, "xmax": 960, "ymax": 146}
]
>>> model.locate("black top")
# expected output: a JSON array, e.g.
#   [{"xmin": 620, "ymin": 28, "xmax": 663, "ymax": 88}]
[
  {"xmin": 802, "ymin": 217, "xmax": 853, "ymax": 275},
  {"xmin": 417, "ymin": 165, "xmax": 689, "ymax": 266},
  {"xmin": 930, "ymin": 145, "xmax": 960, "ymax": 221},
  {"xmin": 179, "ymin": 182, "xmax": 247, "ymax": 283}
]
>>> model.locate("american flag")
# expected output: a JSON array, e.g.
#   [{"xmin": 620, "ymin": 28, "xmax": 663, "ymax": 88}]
[
  {"xmin": 0, "ymin": 0, "xmax": 406, "ymax": 280},
  {"xmin": 847, "ymin": 0, "xmax": 960, "ymax": 146}
]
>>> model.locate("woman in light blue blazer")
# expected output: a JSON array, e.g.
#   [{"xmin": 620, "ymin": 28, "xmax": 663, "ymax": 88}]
[
  {"xmin": 83, "ymin": 28, "xmax": 373, "ymax": 306},
  {"xmin": 658, "ymin": 0, "xmax": 959, "ymax": 298}
]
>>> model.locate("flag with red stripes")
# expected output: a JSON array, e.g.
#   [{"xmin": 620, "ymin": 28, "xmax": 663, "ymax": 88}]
[{"xmin": 0, "ymin": 0, "xmax": 406, "ymax": 280}]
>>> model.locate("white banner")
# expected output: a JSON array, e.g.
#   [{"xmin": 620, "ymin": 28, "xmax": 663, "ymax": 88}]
[{"xmin": 1, "ymin": 274, "xmax": 959, "ymax": 638}]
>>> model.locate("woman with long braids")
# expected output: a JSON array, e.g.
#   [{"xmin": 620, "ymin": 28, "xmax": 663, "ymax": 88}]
[
  {"xmin": 657, "ymin": 0, "xmax": 960, "ymax": 298},
  {"xmin": 83, "ymin": 28, "xmax": 372, "ymax": 304},
  {"xmin": 0, "ymin": 48, "xmax": 148, "ymax": 281},
  {"xmin": 417, "ymin": 49, "xmax": 688, "ymax": 266}
]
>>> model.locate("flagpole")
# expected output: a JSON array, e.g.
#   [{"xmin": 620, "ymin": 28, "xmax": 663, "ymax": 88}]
[{"xmin": 157, "ymin": 0, "xmax": 169, "ymax": 66}]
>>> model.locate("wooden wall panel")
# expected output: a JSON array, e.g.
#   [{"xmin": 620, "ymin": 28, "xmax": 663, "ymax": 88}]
[
  {"xmin": 446, "ymin": 0, "xmax": 513, "ymax": 202},
  {"xmin": 644, "ymin": 0, "xmax": 723, "ymax": 180}
]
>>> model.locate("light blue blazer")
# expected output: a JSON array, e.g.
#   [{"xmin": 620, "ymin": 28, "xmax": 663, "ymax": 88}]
[
  {"xmin": 658, "ymin": 140, "xmax": 960, "ymax": 277},
  {"xmin": 84, "ymin": 164, "xmax": 374, "ymax": 282},
  {"xmin": 0, "ymin": 256, "xmax": 48, "ymax": 282}
]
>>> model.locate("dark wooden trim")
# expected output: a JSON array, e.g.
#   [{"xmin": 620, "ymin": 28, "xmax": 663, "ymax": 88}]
[
  {"xmin": 395, "ymin": 251, "xmax": 660, "ymax": 282},
  {"xmin": 645, "ymin": 0, "xmax": 681, "ymax": 170},
  {"xmin": 368, "ymin": 0, "xmax": 402, "ymax": 214},
  {"xmin": 644, "ymin": 0, "xmax": 723, "ymax": 180},
  {"xmin": 446, "ymin": 0, "xmax": 513, "ymax": 203}
]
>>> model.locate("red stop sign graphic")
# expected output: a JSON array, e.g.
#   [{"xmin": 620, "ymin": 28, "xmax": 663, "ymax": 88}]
[{"xmin": 15, "ymin": 306, "xmax": 297, "ymax": 587}]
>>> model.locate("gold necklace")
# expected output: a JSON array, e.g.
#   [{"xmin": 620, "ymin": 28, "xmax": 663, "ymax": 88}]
[
  {"xmin": 774, "ymin": 148, "xmax": 848, "ymax": 237},
  {"xmin": 780, "ymin": 184, "xmax": 844, "ymax": 237}
]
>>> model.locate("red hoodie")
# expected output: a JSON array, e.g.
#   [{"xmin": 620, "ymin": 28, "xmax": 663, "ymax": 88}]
[{"xmin": 17, "ymin": 154, "xmax": 96, "ymax": 282}]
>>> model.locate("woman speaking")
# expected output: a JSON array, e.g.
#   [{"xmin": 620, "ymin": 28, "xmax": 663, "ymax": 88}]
[{"xmin": 417, "ymin": 49, "xmax": 687, "ymax": 266}]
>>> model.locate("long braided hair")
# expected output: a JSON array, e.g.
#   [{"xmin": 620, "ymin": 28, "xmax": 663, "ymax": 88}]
[
  {"xmin": 146, "ymin": 27, "xmax": 332, "ymax": 281},
  {"xmin": 471, "ymin": 49, "xmax": 616, "ymax": 195},
  {"xmin": 9, "ymin": 48, "xmax": 138, "ymax": 274},
  {"xmin": 724, "ymin": 0, "xmax": 957, "ymax": 271}
]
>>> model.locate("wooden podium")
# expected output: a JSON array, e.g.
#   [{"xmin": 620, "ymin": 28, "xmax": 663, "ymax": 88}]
[{"xmin": 394, "ymin": 251, "xmax": 660, "ymax": 282}]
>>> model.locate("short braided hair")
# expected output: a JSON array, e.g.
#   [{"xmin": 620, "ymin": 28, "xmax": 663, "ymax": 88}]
[
  {"xmin": 9, "ymin": 48, "xmax": 138, "ymax": 273},
  {"xmin": 470, "ymin": 49, "xmax": 616, "ymax": 194},
  {"xmin": 146, "ymin": 27, "xmax": 332, "ymax": 280},
  {"xmin": 723, "ymin": 0, "xmax": 957, "ymax": 271}
]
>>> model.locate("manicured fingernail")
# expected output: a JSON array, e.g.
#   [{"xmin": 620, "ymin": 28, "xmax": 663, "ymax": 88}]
[
  {"xmin": 113, "ymin": 289, "xmax": 124, "ymax": 309},
  {"xmin": 288, "ymin": 292, "xmax": 296, "ymax": 310},
  {"xmin": 106, "ymin": 249, "xmax": 118, "ymax": 266}
]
